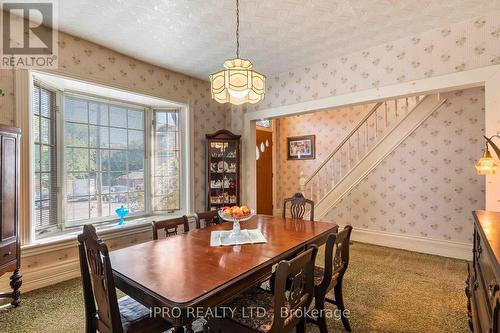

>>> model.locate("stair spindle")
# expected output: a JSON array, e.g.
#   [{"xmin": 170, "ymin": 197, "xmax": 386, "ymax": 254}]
[
  {"xmin": 395, "ymin": 99, "xmax": 398, "ymax": 119},
  {"xmin": 384, "ymin": 101, "xmax": 388, "ymax": 127}
]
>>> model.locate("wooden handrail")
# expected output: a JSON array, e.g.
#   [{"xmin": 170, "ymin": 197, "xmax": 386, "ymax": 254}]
[{"xmin": 304, "ymin": 101, "xmax": 383, "ymax": 184}]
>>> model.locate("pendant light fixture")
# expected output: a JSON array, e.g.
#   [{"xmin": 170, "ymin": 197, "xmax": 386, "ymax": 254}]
[{"xmin": 210, "ymin": 0, "xmax": 265, "ymax": 105}]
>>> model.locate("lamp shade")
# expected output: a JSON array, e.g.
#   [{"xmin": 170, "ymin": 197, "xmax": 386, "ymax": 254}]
[
  {"xmin": 475, "ymin": 149, "xmax": 498, "ymax": 175},
  {"xmin": 210, "ymin": 58, "xmax": 265, "ymax": 105}
]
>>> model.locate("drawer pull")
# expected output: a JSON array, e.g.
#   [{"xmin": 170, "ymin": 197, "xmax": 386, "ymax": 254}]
[{"xmin": 3, "ymin": 251, "xmax": 12, "ymax": 257}]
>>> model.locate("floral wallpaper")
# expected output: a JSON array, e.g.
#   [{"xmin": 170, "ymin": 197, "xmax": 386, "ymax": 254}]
[
  {"xmin": 0, "ymin": 31, "xmax": 229, "ymax": 212},
  {"xmin": 249, "ymin": 13, "xmax": 499, "ymax": 112},
  {"xmin": 321, "ymin": 88, "xmax": 485, "ymax": 243}
]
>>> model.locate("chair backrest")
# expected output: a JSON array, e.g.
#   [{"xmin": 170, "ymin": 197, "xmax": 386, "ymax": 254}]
[
  {"xmin": 78, "ymin": 224, "xmax": 123, "ymax": 333},
  {"xmin": 282, "ymin": 193, "xmax": 315, "ymax": 221},
  {"xmin": 271, "ymin": 245, "xmax": 318, "ymax": 333},
  {"xmin": 320, "ymin": 225, "xmax": 353, "ymax": 290},
  {"xmin": 152, "ymin": 216, "xmax": 189, "ymax": 240},
  {"xmin": 194, "ymin": 210, "xmax": 220, "ymax": 229}
]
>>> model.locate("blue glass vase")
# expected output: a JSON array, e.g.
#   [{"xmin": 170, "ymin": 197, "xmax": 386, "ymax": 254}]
[{"xmin": 115, "ymin": 205, "xmax": 129, "ymax": 226}]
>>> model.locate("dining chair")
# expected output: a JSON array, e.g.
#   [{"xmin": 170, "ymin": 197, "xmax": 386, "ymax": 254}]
[
  {"xmin": 209, "ymin": 245, "xmax": 318, "ymax": 333},
  {"xmin": 152, "ymin": 216, "xmax": 189, "ymax": 240},
  {"xmin": 194, "ymin": 210, "xmax": 220, "ymax": 229},
  {"xmin": 78, "ymin": 224, "xmax": 171, "ymax": 333},
  {"xmin": 282, "ymin": 192, "xmax": 315, "ymax": 221},
  {"xmin": 311, "ymin": 225, "xmax": 353, "ymax": 333}
]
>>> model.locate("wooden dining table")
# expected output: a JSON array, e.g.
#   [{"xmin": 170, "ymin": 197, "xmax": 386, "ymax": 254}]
[{"xmin": 109, "ymin": 214, "xmax": 338, "ymax": 332}]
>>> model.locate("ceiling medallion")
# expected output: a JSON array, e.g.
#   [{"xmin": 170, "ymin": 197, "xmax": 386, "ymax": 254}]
[{"xmin": 209, "ymin": 0, "xmax": 265, "ymax": 105}]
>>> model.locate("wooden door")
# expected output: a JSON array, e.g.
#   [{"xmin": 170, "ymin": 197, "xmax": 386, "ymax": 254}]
[{"xmin": 256, "ymin": 130, "xmax": 273, "ymax": 215}]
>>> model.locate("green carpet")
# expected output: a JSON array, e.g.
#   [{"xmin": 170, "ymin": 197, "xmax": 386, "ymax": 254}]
[{"xmin": 0, "ymin": 242, "xmax": 469, "ymax": 333}]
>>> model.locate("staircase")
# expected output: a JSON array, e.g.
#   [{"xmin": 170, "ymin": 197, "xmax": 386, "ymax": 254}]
[{"xmin": 301, "ymin": 94, "xmax": 446, "ymax": 219}]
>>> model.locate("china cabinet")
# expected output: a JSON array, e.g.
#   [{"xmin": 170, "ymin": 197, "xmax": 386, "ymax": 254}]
[{"xmin": 206, "ymin": 130, "xmax": 241, "ymax": 211}]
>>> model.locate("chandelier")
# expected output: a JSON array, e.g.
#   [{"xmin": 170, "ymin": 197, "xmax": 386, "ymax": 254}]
[{"xmin": 209, "ymin": 0, "xmax": 265, "ymax": 105}]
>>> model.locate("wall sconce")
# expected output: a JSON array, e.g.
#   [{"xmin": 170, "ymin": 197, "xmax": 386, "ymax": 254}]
[{"xmin": 475, "ymin": 132, "xmax": 500, "ymax": 175}]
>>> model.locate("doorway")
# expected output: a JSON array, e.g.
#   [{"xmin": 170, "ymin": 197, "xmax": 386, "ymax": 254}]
[{"xmin": 256, "ymin": 129, "xmax": 273, "ymax": 215}]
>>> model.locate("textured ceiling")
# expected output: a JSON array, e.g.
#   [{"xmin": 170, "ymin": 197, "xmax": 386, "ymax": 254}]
[{"xmin": 58, "ymin": 0, "xmax": 500, "ymax": 80}]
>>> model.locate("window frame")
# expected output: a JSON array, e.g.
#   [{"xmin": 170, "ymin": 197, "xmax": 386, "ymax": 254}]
[
  {"xmin": 30, "ymin": 77, "xmax": 189, "ymax": 237},
  {"xmin": 60, "ymin": 92, "xmax": 152, "ymax": 228}
]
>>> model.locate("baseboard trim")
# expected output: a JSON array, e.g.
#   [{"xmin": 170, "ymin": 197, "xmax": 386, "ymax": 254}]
[
  {"xmin": 15, "ymin": 259, "xmax": 81, "ymax": 293},
  {"xmin": 350, "ymin": 227, "xmax": 472, "ymax": 260}
]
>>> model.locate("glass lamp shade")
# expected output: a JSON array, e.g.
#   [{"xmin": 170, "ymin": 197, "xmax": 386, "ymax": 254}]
[
  {"xmin": 210, "ymin": 58, "xmax": 265, "ymax": 105},
  {"xmin": 475, "ymin": 149, "xmax": 498, "ymax": 175}
]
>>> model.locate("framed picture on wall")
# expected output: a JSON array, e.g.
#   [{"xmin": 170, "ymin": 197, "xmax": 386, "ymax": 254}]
[{"xmin": 287, "ymin": 135, "xmax": 315, "ymax": 160}]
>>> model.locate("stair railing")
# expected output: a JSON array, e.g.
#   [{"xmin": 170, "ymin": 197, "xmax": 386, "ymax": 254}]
[{"xmin": 303, "ymin": 95, "xmax": 424, "ymax": 204}]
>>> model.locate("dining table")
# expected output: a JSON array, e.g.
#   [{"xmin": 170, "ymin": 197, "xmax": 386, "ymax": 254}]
[{"xmin": 109, "ymin": 214, "xmax": 338, "ymax": 332}]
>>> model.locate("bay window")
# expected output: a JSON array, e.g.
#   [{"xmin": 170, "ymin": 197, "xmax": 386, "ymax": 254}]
[{"xmin": 31, "ymin": 76, "xmax": 187, "ymax": 240}]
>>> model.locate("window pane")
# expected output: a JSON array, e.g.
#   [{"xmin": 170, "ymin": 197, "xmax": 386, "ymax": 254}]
[
  {"xmin": 128, "ymin": 130, "xmax": 144, "ymax": 149},
  {"xmin": 128, "ymin": 109, "xmax": 144, "ymax": 130},
  {"xmin": 129, "ymin": 192, "xmax": 145, "ymax": 213},
  {"xmin": 40, "ymin": 90, "xmax": 52, "ymax": 117},
  {"xmin": 109, "ymin": 128, "xmax": 127, "ymax": 149},
  {"xmin": 41, "ymin": 117, "xmax": 50, "ymax": 144},
  {"xmin": 109, "ymin": 105, "xmax": 127, "ymax": 128},
  {"xmin": 34, "ymin": 115, "xmax": 40, "ymax": 142},
  {"xmin": 109, "ymin": 150, "xmax": 127, "ymax": 171},
  {"xmin": 41, "ymin": 145, "xmax": 50, "ymax": 172},
  {"xmin": 89, "ymin": 125, "xmax": 98, "ymax": 148},
  {"xmin": 99, "ymin": 150, "xmax": 110, "ymax": 171},
  {"xmin": 89, "ymin": 102, "xmax": 109, "ymax": 126},
  {"xmin": 152, "ymin": 110, "xmax": 181, "ymax": 211},
  {"xmin": 65, "ymin": 98, "xmax": 88, "ymax": 123},
  {"xmin": 66, "ymin": 122, "xmax": 88, "ymax": 147},
  {"xmin": 66, "ymin": 173, "xmax": 89, "ymax": 196},
  {"xmin": 66, "ymin": 197, "xmax": 90, "ymax": 222},
  {"xmin": 128, "ymin": 150, "xmax": 144, "ymax": 172},
  {"xmin": 66, "ymin": 148, "xmax": 89, "ymax": 172},
  {"xmin": 99, "ymin": 127, "xmax": 109, "ymax": 148},
  {"xmin": 33, "ymin": 84, "xmax": 58, "ymax": 238},
  {"xmin": 33, "ymin": 86, "xmax": 40, "ymax": 115}
]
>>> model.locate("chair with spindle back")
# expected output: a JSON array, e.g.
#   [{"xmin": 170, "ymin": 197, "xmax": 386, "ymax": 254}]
[
  {"xmin": 78, "ymin": 224, "xmax": 171, "ymax": 333},
  {"xmin": 194, "ymin": 210, "xmax": 220, "ymax": 229},
  {"xmin": 282, "ymin": 193, "xmax": 314, "ymax": 221},
  {"xmin": 311, "ymin": 225, "xmax": 353, "ymax": 332},
  {"xmin": 151, "ymin": 216, "xmax": 189, "ymax": 240},
  {"xmin": 209, "ymin": 245, "xmax": 318, "ymax": 333}
]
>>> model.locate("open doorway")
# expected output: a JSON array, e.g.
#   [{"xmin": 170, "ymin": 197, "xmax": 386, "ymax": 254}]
[{"xmin": 256, "ymin": 121, "xmax": 274, "ymax": 215}]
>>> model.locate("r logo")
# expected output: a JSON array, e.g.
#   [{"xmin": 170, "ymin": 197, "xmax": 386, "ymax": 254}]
[{"xmin": 2, "ymin": 2, "xmax": 53, "ymax": 55}]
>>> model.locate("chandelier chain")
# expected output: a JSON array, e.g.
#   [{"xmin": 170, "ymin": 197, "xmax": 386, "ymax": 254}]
[{"xmin": 236, "ymin": 0, "xmax": 240, "ymax": 58}]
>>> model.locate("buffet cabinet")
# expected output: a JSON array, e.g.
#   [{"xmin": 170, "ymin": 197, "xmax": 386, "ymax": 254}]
[
  {"xmin": 206, "ymin": 130, "xmax": 241, "ymax": 211},
  {"xmin": 0, "ymin": 125, "xmax": 21, "ymax": 306},
  {"xmin": 466, "ymin": 210, "xmax": 500, "ymax": 332}
]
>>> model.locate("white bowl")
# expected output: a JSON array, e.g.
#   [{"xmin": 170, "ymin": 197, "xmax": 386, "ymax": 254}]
[{"xmin": 218, "ymin": 209, "xmax": 256, "ymax": 222}]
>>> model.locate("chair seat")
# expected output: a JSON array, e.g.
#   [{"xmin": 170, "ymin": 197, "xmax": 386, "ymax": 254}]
[
  {"xmin": 119, "ymin": 296, "xmax": 171, "ymax": 333},
  {"xmin": 220, "ymin": 286, "xmax": 275, "ymax": 332}
]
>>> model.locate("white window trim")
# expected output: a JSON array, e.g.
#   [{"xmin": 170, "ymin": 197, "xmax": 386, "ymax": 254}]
[{"xmin": 18, "ymin": 70, "xmax": 193, "ymax": 244}]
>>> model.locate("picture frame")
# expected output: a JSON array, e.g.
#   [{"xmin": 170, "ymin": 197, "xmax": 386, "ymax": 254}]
[{"xmin": 287, "ymin": 135, "xmax": 315, "ymax": 160}]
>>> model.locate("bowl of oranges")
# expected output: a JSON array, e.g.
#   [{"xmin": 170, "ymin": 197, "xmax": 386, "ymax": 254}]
[{"xmin": 218, "ymin": 205, "xmax": 255, "ymax": 222}]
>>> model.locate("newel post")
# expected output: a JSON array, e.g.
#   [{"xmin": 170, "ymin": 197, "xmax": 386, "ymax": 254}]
[{"xmin": 299, "ymin": 171, "xmax": 306, "ymax": 193}]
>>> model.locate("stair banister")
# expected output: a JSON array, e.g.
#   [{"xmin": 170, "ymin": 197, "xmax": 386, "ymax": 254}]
[{"xmin": 304, "ymin": 102, "xmax": 383, "ymax": 185}]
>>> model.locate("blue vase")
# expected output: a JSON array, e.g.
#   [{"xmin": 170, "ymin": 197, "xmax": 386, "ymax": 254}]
[{"xmin": 115, "ymin": 205, "xmax": 129, "ymax": 225}]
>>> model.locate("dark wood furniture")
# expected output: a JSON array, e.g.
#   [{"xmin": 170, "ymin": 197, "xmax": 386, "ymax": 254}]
[
  {"xmin": 312, "ymin": 225, "xmax": 353, "ymax": 333},
  {"xmin": 152, "ymin": 216, "xmax": 189, "ymax": 240},
  {"xmin": 78, "ymin": 224, "xmax": 171, "ymax": 333},
  {"xmin": 206, "ymin": 130, "xmax": 241, "ymax": 211},
  {"xmin": 282, "ymin": 193, "xmax": 314, "ymax": 221},
  {"xmin": 0, "ymin": 125, "xmax": 21, "ymax": 307},
  {"xmin": 466, "ymin": 210, "xmax": 500, "ymax": 333},
  {"xmin": 194, "ymin": 210, "xmax": 220, "ymax": 229},
  {"xmin": 209, "ymin": 246, "xmax": 318, "ymax": 333},
  {"xmin": 109, "ymin": 215, "xmax": 338, "ymax": 332}
]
